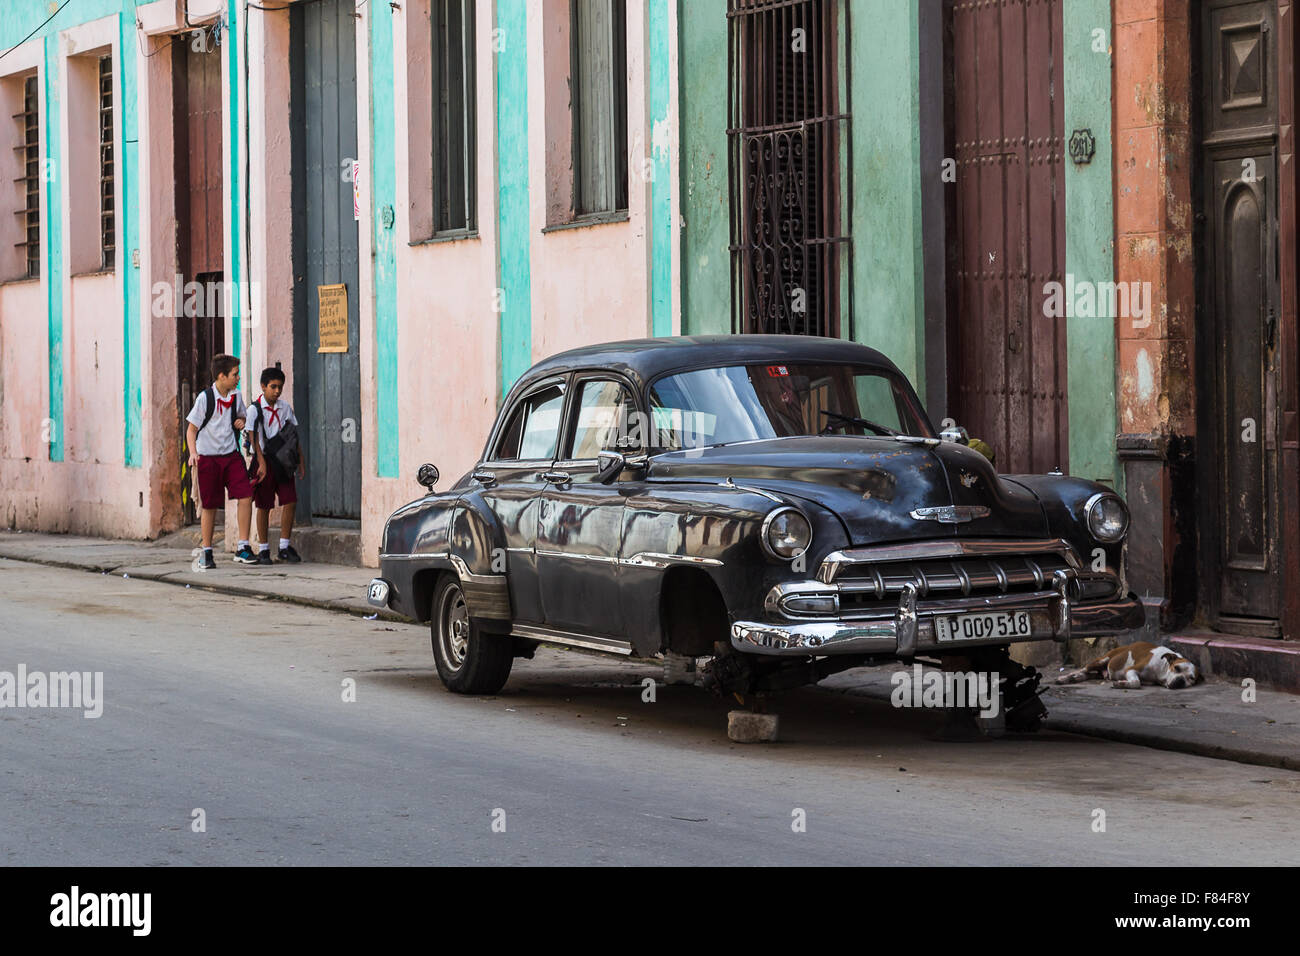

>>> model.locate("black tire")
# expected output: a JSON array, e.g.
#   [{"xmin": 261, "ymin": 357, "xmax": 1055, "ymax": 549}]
[{"xmin": 430, "ymin": 575, "xmax": 514, "ymax": 694}]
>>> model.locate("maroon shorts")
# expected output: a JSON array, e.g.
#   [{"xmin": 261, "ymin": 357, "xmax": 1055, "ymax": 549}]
[
  {"xmin": 253, "ymin": 472, "xmax": 298, "ymax": 510},
  {"xmin": 197, "ymin": 452, "xmax": 253, "ymax": 507}
]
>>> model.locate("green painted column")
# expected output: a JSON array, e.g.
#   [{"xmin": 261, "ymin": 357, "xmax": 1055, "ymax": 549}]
[
  {"xmin": 371, "ymin": 0, "xmax": 400, "ymax": 477},
  {"xmin": 495, "ymin": 0, "xmax": 531, "ymax": 395},
  {"xmin": 119, "ymin": 11, "xmax": 141, "ymax": 467},
  {"xmin": 43, "ymin": 34, "xmax": 64, "ymax": 462},
  {"xmin": 848, "ymin": 0, "xmax": 926, "ymax": 389},
  {"xmin": 1063, "ymin": 0, "xmax": 1119, "ymax": 490},
  {"xmin": 648, "ymin": 0, "xmax": 672, "ymax": 337},
  {"xmin": 226, "ymin": 0, "xmax": 242, "ymax": 365}
]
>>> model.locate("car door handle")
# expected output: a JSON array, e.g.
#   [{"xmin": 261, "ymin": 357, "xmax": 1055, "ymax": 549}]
[
  {"xmin": 472, "ymin": 469, "xmax": 496, "ymax": 486},
  {"xmin": 541, "ymin": 471, "xmax": 571, "ymax": 485}
]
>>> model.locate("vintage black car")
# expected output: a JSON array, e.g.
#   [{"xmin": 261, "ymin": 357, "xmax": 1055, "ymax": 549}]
[{"xmin": 369, "ymin": 335, "xmax": 1144, "ymax": 729}]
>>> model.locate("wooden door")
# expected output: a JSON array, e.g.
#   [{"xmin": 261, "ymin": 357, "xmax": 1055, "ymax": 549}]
[
  {"xmin": 291, "ymin": 0, "xmax": 362, "ymax": 521},
  {"xmin": 944, "ymin": 0, "xmax": 1067, "ymax": 474},
  {"xmin": 1199, "ymin": 0, "xmax": 1284, "ymax": 631}
]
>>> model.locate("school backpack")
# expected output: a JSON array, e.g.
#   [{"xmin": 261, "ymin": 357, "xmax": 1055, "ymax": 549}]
[
  {"xmin": 250, "ymin": 402, "xmax": 300, "ymax": 484},
  {"xmin": 198, "ymin": 387, "xmax": 243, "ymax": 449}
]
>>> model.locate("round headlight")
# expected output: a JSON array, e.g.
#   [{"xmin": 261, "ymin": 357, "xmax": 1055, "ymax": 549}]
[
  {"xmin": 1085, "ymin": 493, "xmax": 1129, "ymax": 543},
  {"xmin": 762, "ymin": 507, "xmax": 812, "ymax": 559}
]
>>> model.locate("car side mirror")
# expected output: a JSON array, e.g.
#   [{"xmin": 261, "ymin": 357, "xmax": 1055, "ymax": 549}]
[
  {"xmin": 596, "ymin": 451, "xmax": 626, "ymax": 484},
  {"xmin": 416, "ymin": 463, "xmax": 440, "ymax": 491},
  {"xmin": 940, "ymin": 424, "xmax": 969, "ymax": 445}
]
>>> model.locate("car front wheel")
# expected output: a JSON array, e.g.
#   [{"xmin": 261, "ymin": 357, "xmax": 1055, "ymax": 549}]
[{"xmin": 431, "ymin": 575, "xmax": 514, "ymax": 694}]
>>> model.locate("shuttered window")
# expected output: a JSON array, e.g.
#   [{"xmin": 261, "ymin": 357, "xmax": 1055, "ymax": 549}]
[
  {"xmin": 18, "ymin": 74, "xmax": 40, "ymax": 279},
  {"xmin": 571, "ymin": 0, "xmax": 627, "ymax": 216},
  {"xmin": 432, "ymin": 0, "xmax": 476, "ymax": 234},
  {"xmin": 99, "ymin": 54, "xmax": 114, "ymax": 271}
]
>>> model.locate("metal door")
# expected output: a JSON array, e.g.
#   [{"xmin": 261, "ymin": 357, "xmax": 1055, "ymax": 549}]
[
  {"xmin": 1199, "ymin": 0, "xmax": 1282, "ymax": 629},
  {"xmin": 291, "ymin": 0, "xmax": 362, "ymax": 520},
  {"xmin": 944, "ymin": 0, "xmax": 1067, "ymax": 474},
  {"xmin": 174, "ymin": 43, "xmax": 225, "ymax": 525}
]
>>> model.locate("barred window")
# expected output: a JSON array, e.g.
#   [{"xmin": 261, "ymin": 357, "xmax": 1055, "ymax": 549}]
[
  {"xmin": 728, "ymin": 0, "xmax": 850, "ymax": 336},
  {"xmin": 19, "ymin": 74, "xmax": 39, "ymax": 279},
  {"xmin": 433, "ymin": 0, "xmax": 476, "ymax": 234},
  {"xmin": 571, "ymin": 0, "xmax": 627, "ymax": 216},
  {"xmin": 99, "ymin": 54, "xmax": 114, "ymax": 271}
]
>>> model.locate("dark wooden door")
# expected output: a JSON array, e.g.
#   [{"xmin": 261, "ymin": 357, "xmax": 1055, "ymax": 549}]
[
  {"xmin": 291, "ymin": 0, "xmax": 362, "ymax": 520},
  {"xmin": 174, "ymin": 43, "xmax": 225, "ymax": 525},
  {"xmin": 1200, "ymin": 0, "xmax": 1283, "ymax": 630},
  {"xmin": 944, "ymin": 0, "xmax": 1067, "ymax": 474}
]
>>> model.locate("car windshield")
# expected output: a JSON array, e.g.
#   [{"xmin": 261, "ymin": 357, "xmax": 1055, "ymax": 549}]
[{"xmin": 648, "ymin": 363, "xmax": 933, "ymax": 451}]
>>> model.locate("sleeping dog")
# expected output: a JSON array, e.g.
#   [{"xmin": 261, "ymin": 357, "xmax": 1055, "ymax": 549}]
[{"xmin": 1055, "ymin": 641, "xmax": 1200, "ymax": 690}]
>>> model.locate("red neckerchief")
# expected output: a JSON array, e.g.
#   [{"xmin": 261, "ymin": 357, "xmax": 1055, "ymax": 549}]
[{"xmin": 263, "ymin": 399, "xmax": 281, "ymax": 428}]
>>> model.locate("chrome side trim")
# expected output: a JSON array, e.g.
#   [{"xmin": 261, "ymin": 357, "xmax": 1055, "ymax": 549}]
[
  {"xmin": 510, "ymin": 624, "xmax": 634, "ymax": 656},
  {"xmin": 621, "ymin": 552, "xmax": 724, "ymax": 569},
  {"xmin": 379, "ymin": 551, "xmax": 451, "ymax": 561},
  {"xmin": 534, "ymin": 549, "xmax": 620, "ymax": 564}
]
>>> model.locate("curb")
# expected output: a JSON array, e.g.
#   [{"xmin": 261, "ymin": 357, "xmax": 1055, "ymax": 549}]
[
  {"xmin": 814, "ymin": 682, "xmax": 1294, "ymax": 773},
  {"xmin": 0, "ymin": 550, "xmax": 410, "ymax": 625}
]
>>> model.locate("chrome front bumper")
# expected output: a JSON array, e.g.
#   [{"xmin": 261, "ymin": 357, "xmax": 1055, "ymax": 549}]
[
  {"xmin": 731, "ymin": 569, "xmax": 1146, "ymax": 657},
  {"xmin": 366, "ymin": 578, "xmax": 391, "ymax": 608}
]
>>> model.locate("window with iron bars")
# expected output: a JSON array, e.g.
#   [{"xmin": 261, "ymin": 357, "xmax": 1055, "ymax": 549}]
[
  {"xmin": 727, "ymin": 0, "xmax": 850, "ymax": 337},
  {"xmin": 19, "ymin": 74, "xmax": 40, "ymax": 279},
  {"xmin": 99, "ymin": 54, "xmax": 114, "ymax": 271},
  {"xmin": 432, "ymin": 0, "xmax": 476, "ymax": 234}
]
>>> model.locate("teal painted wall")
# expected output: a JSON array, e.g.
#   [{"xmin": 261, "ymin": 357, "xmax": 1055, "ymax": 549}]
[
  {"xmin": 225, "ymin": 0, "xmax": 242, "ymax": 368},
  {"xmin": 677, "ymin": 0, "xmax": 927, "ymax": 386},
  {"xmin": 677, "ymin": 3, "xmax": 729, "ymax": 336},
  {"xmin": 370, "ymin": 1, "xmax": 400, "ymax": 477},
  {"xmin": 1063, "ymin": 0, "xmax": 1119, "ymax": 490},
  {"xmin": 847, "ymin": 0, "xmax": 925, "ymax": 388},
  {"xmin": 648, "ymin": 0, "xmax": 672, "ymax": 336},
  {"xmin": 495, "ymin": 0, "xmax": 531, "ymax": 395}
]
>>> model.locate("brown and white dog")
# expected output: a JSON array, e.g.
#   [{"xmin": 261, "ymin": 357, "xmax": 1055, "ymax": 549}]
[{"xmin": 1055, "ymin": 641, "xmax": 1200, "ymax": 690}]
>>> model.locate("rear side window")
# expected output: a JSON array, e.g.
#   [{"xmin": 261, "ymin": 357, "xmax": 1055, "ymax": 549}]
[{"xmin": 494, "ymin": 385, "xmax": 565, "ymax": 461}]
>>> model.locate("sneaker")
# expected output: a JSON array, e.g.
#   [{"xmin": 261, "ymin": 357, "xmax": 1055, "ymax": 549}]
[
  {"xmin": 256, "ymin": 549, "xmax": 274, "ymax": 566},
  {"xmin": 197, "ymin": 551, "xmax": 216, "ymax": 571},
  {"xmin": 278, "ymin": 545, "xmax": 302, "ymax": 564},
  {"xmin": 234, "ymin": 545, "xmax": 260, "ymax": 565}
]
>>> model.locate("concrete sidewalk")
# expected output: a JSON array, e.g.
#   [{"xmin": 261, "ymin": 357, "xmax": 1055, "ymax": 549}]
[{"xmin": 1, "ymin": 529, "xmax": 1297, "ymax": 772}]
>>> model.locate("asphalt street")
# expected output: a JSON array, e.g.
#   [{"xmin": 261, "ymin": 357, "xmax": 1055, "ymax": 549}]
[{"xmin": 2, "ymin": 558, "xmax": 1297, "ymax": 865}]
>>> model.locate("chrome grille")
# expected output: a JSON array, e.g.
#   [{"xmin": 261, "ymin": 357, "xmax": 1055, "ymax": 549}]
[{"xmin": 818, "ymin": 538, "xmax": 1084, "ymax": 616}]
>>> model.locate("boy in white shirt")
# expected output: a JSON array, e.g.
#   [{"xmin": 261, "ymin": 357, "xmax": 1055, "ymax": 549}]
[
  {"xmin": 184, "ymin": 354, "xmax": 264, "ymax": 569},
  {"xmin": 245, "ymin": 366, "xmax": 305, "ymax": 563}
]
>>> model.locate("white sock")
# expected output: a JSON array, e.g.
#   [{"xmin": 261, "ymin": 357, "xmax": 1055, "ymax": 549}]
[
  {"xmin": 238, "ymin": 540, "xmax": 249, "ymax": 550},
  {"xmin": 259, "ymin": 542, "xmax": 270, "ymax": 553},
  {"xmin": 279, "ymin": 538, "xmax": 290, "ymax": 550}
]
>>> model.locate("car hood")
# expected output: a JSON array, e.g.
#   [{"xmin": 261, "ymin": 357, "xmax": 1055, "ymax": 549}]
[{"xmin": 647, "ymin": 436, "xmax": 1049, "ymax": 543}]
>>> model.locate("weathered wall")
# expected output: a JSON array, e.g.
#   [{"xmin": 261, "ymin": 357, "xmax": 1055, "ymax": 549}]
[{"xmin": 1063, "ymin": 0, "xmax": 1120, "ymax": 490}]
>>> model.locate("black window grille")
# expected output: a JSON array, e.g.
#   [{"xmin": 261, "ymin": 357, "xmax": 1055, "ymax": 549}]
[
  {"xmin": 433, "ymin": 0, "xmax": 476, "ymax": 234},
  {"xmin": 18, "ymin": 74, "xmax": 40, "ymax": 279},
  {"xmin": 571, "ymin": 0, "xmax": 628, "ymax": 216},
  {"xmin": 727, "ymin": 0, "xmax": 850, "ymax": 336},
  {"xmin": 99, "ymin": 54, "xmax": 114, "ymax": 270}
]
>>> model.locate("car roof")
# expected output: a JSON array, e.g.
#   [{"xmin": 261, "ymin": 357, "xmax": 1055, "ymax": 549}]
[{"xmin": 510, "ymin": 335, "xmax": 903, "ymax": 398}]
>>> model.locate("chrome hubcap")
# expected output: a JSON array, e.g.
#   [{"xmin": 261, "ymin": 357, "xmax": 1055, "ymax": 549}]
[{"xmin": 442, "ymin": 587, "xmax": 469, "ymax": 668}]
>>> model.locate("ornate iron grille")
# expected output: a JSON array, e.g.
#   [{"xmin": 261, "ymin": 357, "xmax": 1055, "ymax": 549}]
[
  {"xmin": 727, "ymin": 0, "xmax": 849, "ymax": 337},
  {"xmin": 99, "ymin": 54, "xmax": 114, "ymax": 271}
]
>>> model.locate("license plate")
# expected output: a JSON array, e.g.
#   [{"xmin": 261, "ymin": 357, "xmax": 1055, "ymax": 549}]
[{"xmin": 934, "ymin": 610, "xmax": 1032, "ymax": 643}]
